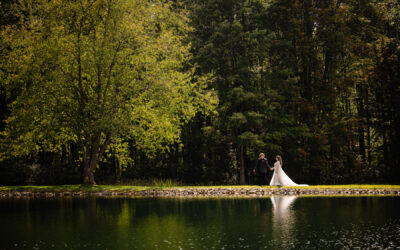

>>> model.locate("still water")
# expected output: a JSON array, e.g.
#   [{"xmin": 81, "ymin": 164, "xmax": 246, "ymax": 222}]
[{"xmin": 0, "ymin": 196, "xmax": 399, "ymax": 249}]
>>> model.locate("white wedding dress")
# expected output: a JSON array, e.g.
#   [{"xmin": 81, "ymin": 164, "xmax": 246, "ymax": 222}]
[{"xmin": 269, "ymin": 161, "xmax": 308, "ymax": 186}]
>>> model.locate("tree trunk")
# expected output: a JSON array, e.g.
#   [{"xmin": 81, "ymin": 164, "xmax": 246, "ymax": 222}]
[
  {"xmin": 357, "ymin": 84, "xmax": 366, "ymax": 165},
  {"xmin": 83, "ymin": 162, "xmax": 96, "ymax": 185},
  {"xmin": 365, "ymin": 87, "xmax": 372, "ymax": 168},
  {"xmin": 83, "ymin": 149, "xmax": 98, "ymax": 185},
  {"xmin": 239, "ymin": 145, "xmax": 246, "ymax": 185},
  {"xmin": 115, "ymin": 153, "xmax": 121, "ymax": 184},
  {"xmin": 82, "ymin": 133, "xmax": 111, "ymax": 185}
]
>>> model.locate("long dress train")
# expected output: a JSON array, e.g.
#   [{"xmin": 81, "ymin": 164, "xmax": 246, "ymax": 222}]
[{"xmin": 269, "ymin": 161, "xmax": 308, "ymax": 186}]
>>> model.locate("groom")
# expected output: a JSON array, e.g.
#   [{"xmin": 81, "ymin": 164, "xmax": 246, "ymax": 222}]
[{"xmin": 253, "ymin": 153, "xmax": 273, "ymax": 185}]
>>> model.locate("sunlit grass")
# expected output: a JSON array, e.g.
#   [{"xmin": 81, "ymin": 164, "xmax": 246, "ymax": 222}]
[
  {"xmin": 169, "ymin": 184, "xmax": 400, "ymax": 189},
  {"xmin": 283, "ymin": 184, "xmax": 400, "ymax": 189},
  {"xmin": 119, "ymin": 178, "xmax": 184, "ymax": 187},
  {"xmin": 0, "ymin": 184, "xmax": 399, "ymax": 192}
]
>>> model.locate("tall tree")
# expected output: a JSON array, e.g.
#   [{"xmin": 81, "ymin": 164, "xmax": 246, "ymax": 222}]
[
  {"xmin": 181, "ymin": 0, "xmax": 309, "ymax": 185},
  {"xmin": 372, "ymin": 0, "xmax": 400, "ymax": 181},
  {"xmin": 0, "ymin": 0, "xmax": 216, "ymax": 184},
  {"xmin": 265, "ymin": 0, "xmax": 397, "ymax": 183},
  {"xmin": 186, "ymin": 0, "xmax": 274, "ymax": 184}
]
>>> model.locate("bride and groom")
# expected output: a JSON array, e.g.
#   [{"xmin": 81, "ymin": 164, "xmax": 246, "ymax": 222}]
[{"xmin": 253, "ymin": 153, "xmax": 307, "ymax": 186}]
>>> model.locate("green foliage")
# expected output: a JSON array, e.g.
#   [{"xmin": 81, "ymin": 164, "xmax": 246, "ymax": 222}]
[
  {"xmin": 0, "ymin": 0, "xmax": 399, "ymax": 185},
  {"xmin": 0, "ymin": 0, "xmax": 216, "ymax": 184},
  {"xmin": 184, "ymin": 0, "xmax": 278, "ymax": 184}
]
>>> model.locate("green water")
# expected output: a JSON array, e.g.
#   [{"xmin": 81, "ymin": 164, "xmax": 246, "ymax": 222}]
[{"xmin": 0, "ymin": 196, "xmax": 399, "ymax": 249}]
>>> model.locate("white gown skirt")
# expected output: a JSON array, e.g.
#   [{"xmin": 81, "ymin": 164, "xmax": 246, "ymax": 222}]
[{"xmin": 269, "ymin": 162, "xmax": 308, "ymax": 186}]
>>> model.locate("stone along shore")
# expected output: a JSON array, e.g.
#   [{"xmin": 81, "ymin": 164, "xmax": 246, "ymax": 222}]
[{"xmin": 1, "ymin": 187, "xmax": 400, "ymax": 198}]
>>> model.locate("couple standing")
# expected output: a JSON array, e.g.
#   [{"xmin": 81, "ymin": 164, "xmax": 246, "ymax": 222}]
[{"xmin": 253, "ymin": 153, "xmax": 306, "ymax": 186}]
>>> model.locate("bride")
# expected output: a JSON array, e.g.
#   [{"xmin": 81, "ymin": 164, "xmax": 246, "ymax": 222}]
[{"xmin": 269, "ymin": 155, "xmax": 308, "ymax": 186}]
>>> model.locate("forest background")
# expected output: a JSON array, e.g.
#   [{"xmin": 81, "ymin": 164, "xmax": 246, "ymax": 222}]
[{"xmin": 0, "ymin": 0, "xmax": 399, "ymax": 186}]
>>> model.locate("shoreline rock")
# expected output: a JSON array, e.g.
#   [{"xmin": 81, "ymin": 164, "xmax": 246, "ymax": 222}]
[{"xmin": 0, "ymin": 188, "xmax": 399, "ymax": 198}]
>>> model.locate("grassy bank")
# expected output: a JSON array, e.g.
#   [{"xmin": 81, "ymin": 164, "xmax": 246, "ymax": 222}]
[{"xmin": 0, "ymin": 184, "xmax": 399, "ymax": 192}]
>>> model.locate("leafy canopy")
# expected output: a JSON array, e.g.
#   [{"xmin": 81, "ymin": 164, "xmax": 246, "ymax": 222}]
[{"xmin": 0, "ymin": 0, "xmax": 217, "ymax": 165}]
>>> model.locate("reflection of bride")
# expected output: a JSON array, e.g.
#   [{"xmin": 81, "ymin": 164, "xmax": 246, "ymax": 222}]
[
  {"xmin": 270, "ymin": 195, "xmax": 298, "ymax": 246},
  {"xmin": 269, "ymin": 155, "xmax": 308, "ymax": 186},
  {"xmin": 270, "ymin": 195, "xmax": 297, "ymax": 214}
]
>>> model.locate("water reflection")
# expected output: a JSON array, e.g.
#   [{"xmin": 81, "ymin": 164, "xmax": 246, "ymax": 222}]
[
  {"xmin": 270, "ymin": 195, "xmax": 297, "ymax": 246},
  {"xmin": 1, "ymin": 197, "xmax": 399, "ymax": 249},
  {"xmin": 270, "ymin": 195, "xmax": 297, "ymax": 220}
]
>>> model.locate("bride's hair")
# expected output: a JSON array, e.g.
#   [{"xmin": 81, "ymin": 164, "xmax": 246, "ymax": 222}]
[{"xmin": 276, "ymin": 155, "xmax": 283, "ymax": 166}]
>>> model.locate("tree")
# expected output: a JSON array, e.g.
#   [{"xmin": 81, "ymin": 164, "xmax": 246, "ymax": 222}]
[
  {"xmin": 0, "ymin": 0, "xmax": 217, "ymax": 184},
  {"xmin": 265, "ymin": 0, "xmax": 396, "ymax": 183},
  {"xmin": 372, "ymin": 0, "xmax": 400, "ymax": 181},
  {"xmin": 186, "ymin": 0, "xmax": 277, "ymax": 184}
]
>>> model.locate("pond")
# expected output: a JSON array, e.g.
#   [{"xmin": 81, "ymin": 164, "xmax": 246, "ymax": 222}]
[{"xmin": 0, "ymin": 196, "xmax": 399, "ymax": 249}]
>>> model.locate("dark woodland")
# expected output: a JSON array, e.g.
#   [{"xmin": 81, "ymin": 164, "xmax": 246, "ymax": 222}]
[{"xmin": 0, "ymin": 0, "xmax": 399, "ymax": 185}]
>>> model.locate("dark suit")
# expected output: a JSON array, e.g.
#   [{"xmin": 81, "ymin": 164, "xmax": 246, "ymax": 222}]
[{"xmin": 254, "ymin": 158, "xmax": 271, "ymax": 185}]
